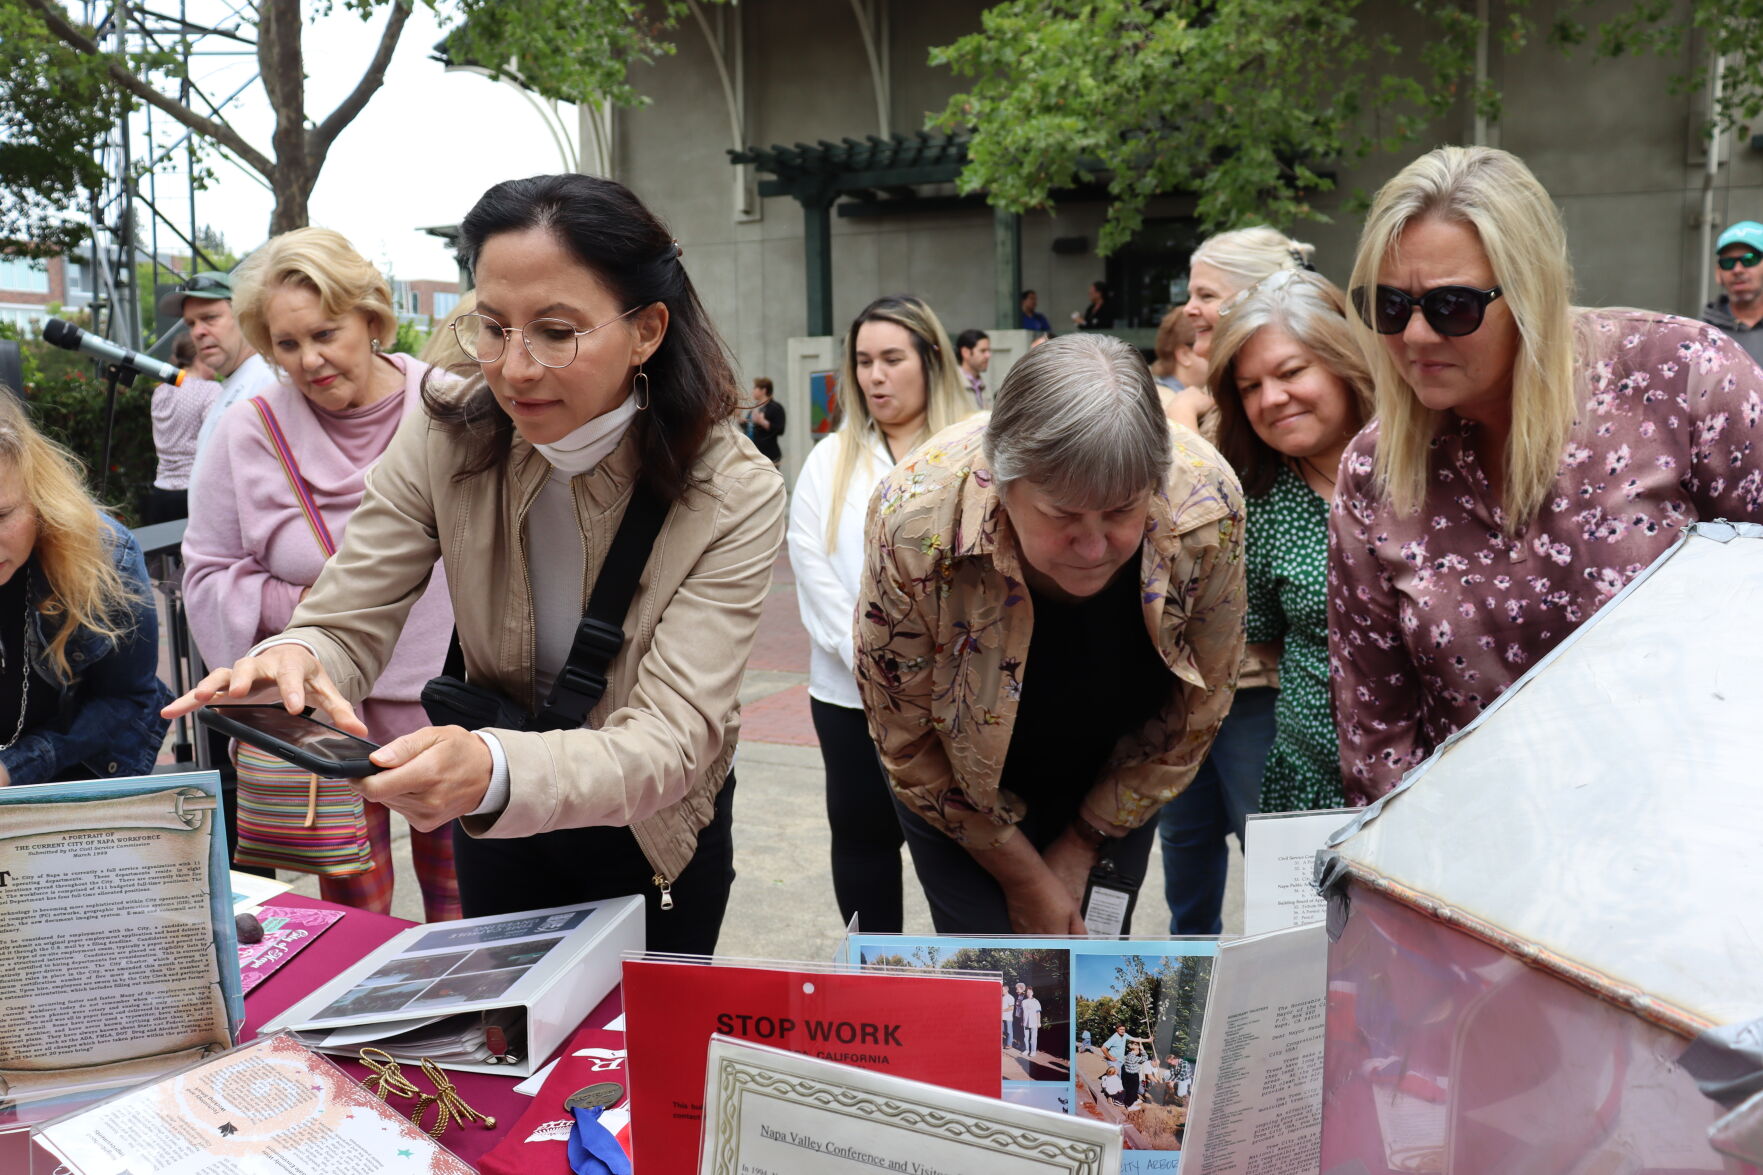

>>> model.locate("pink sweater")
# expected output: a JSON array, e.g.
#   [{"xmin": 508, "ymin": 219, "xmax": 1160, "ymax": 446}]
[{"xmin": 183, "ymin": 354, "xmax": 452, "ymax": 742}]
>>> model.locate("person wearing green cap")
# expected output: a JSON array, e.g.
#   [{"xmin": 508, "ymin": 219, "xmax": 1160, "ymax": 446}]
[
  {"xmin": 155, "ymin": 270, "xmax": 278, "ymax": 467},
  {"xmin": 1702, "ymin": 220, "xmax": 1763, "ymax": 368}
]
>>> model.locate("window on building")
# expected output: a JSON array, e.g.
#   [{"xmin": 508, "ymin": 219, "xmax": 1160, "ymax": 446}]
[
  {"xmin": 0, "ymin": 258, "xmax": 50, "ymax": 294},
  {"xmin": 1104, "ymin": 218, "xmax": 1204, "ymax": 329},
  {"xmin": 0, "ymin": 307, "xmax": 45, "ymax": 335},
  {"xmin": 433, "ymin": 291, "xmax": 460, "ymax": 320}
]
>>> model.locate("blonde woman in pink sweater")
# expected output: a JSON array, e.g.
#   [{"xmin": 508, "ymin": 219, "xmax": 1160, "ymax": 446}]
[{"xmin": 182, "ymin": 228, "xmax": 458, "ymax": 919}]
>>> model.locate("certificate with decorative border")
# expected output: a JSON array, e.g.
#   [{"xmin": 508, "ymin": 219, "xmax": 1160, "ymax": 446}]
[{"xmin": 698, "ymin": 1034, "xmax": 1122, "ymax": 1175}]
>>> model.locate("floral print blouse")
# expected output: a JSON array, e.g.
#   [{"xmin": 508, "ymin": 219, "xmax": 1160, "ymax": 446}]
[
  {"xmin": 1329, "ymin": 309, "xmax": 1763, "ymax": 802},
  {"xmin": 855, "ymin": 417, "xmax": 1247, "ymax": 848},
  {"xmin": 1247, "ymin": 464, "xmax": 1343, "ymax": 813}
]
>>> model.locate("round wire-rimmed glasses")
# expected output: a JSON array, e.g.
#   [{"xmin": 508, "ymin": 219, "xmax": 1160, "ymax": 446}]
[{"xmin": 450, "ymin": 303, "xmax": 645, "ymax": 369}]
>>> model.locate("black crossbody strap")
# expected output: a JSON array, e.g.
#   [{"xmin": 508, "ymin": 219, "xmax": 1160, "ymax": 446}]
[{"xmin": 534, "ymin": 482, "xmax": 671, "ymax": 731}]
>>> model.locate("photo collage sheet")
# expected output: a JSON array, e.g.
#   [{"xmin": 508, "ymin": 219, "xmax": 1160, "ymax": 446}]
[
  {"xmin": 849, "ymin": 933, "xmax": 1216, "ymax": 1174},
  {"xmin": 308, "ymin": 908, "xmax": 594, "ymax": 1025}
]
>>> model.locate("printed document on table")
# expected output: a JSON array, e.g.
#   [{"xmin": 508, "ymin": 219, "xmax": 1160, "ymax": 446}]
[
  {"xmin": 1181, "ymin": 923, "xmax": 1328, "ymax": 1174},
  {"xmin": 1243, "ymin": 808, "xmax": 1355, "ymax": 935},
  {"xmin": 34, "ymin": 1033, "xmax": 474, "ymax": 1175},
  {"xmin": 698, "ymin": 1035, "xmax": 1121, "ymax": 1175},
  {"xmin": 0, "ymin": 774, "xmax": 241, "ymax": 1106}
]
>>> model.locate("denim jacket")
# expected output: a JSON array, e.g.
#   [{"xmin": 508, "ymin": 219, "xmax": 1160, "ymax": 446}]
[{"xmin": 0, "ymin": 515, "xmax": 172, "ymax": 786}]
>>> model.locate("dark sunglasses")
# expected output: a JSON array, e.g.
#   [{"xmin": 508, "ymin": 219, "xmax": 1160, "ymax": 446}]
[
  {"xmin": 1718, "ymin": 250, "xmax": 1763, "ymax": 271},
  {"xmin": 177, "ymin": 273, "xmax": 230, "ymax": 293},
  {"xmin": 1352, "ymin": 283, "xmax": 1504, "ymax": 337}
]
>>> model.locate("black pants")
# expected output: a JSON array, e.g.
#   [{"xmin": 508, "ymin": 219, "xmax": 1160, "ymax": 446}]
[
  {"xmin": 895, "ymin": 793, "xmax": 1158, "ymax": 935},
  {"xmin": 812, "ymin": 699, "xmax": 903, "ymax": 933},
  {"xmin": 146, "ymin": 486, "xmax": 188, "ymax": 525},
  {"xmin": 451, "ymin": 774, "xmax": 736, "ymax": 956}
]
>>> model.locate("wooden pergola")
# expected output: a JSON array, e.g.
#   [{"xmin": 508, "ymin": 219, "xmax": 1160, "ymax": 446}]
[{"xmin": 729, "ymin": 132, "xmax": 1022, "ymax": 336}]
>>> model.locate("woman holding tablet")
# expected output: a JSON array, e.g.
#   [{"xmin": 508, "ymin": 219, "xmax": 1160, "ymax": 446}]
[{"xmin": 167, "ymin": 173, "xmax": 786, "ymax": 953}]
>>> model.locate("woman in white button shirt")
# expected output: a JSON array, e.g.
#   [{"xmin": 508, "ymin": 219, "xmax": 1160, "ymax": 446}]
[{"xmin": 786, "ymin": 295, "xmax": 974, "ymax": 932}]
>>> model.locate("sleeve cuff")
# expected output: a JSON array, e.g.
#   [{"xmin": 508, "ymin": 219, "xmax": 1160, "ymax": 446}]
[
  {"xmin": 470, "ymin": 730, "xmax": 511, "ymax": 817},
  {"xmin": 248, "ymin": 636, "xmax": 320, "ymax": 659}
]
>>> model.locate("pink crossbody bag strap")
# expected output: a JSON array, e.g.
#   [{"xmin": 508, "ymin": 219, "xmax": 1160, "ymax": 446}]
[{"xmin": 251, "ymin": 396, "xmax": 337, "ymax": 558}]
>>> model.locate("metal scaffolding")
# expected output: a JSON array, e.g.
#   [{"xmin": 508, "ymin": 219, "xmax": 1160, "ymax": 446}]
[{"xmin": 81, "ymin": 0, "xmax": 257, "ymax": 350}]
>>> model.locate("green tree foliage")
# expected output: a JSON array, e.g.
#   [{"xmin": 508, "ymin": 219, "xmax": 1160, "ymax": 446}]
[
  {"xmin": 2, "ymin": 319, "xmax": 156, "ymax": 522},
  {"xmin": 0, "ymin": 5, "xmax": 137, "ymax": 253},
  {"xmin": 931, "ymin": 0, "xmax": 1763, "ymax": 253}
]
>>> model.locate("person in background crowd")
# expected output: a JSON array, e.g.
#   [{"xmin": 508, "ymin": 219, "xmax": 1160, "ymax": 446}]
[
  {"xmin": 856, "ymin": 335, "xmax": 1245, "ymax": 935},
  {"xmin": 1002, "ymin": 983, "xmax": 1015, "ymax": 1048},
  {"xmin": 0, "ymin": 393, "xmax": 170, "ymax": 786},
  {"xmin": 1208, "ymin": 270, "xmax": 1373, "ymax": 812},
  {"xmin": 146, "ymin": 333, "xmax": 221, "ymax": 524},
  {"xmin": 745, "ymin": 377, "xmax": 785, "ymax": 465},
  {"xmin": 787, "ymin": 295, "xmax": 973, "ymax": 934},
  {"xmin": 1150, "ymin": 307, "xmax": 1207, "ymax": 429},
  {"xmin": 1701, "ymin": 219, "xmax": 1763, "ymax": 368},
  {"xmin": 1071, "ymin": 280, "xmax": 1117, "ymax": 330},
  {"xmin": 167, "ymin": 174, "xmax": 786, "ymax": 955},
  {"xmin": 162, "ymin": 272, "xmax": 279, "ymax": 467},
  {"xmin": 1333, "ymin": 145, "xmax": 1763, "ymax": 799},
  {"xmin": 1020, "ymin": 289, "xmax": 1053, "ymax": 334},
  {"xmin": 181, "ymin": 227, "xmax": 459, "ymax": 920},
  {"xmin": 1159, "ymin": 223, "xmax": 1314, "ymax": 936},
  {"xmin": 1101, "ymin": 1066, "xmax": 1126, "ymax": 1106},
  {"xmin": 956, "ymin": 328, "xmax": 992, "ymax": 410}
]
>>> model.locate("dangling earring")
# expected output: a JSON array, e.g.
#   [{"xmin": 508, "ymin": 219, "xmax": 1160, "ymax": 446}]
[{"xmin": 632, "ymin": 367, "xmax": 651, "ymax": 411}]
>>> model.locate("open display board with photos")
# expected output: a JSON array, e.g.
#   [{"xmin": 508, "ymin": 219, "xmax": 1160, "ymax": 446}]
[
  {"xmin": 262, "ymin": 897, "xmax": 643, "ymax": 1079},
  {"xmin": 0, "ymin": 772, "xmax": 243, "ymax": 1117},
  {"xmin": 844, "ymin": 932, "xmax": 1217, "ymax": 1174}
]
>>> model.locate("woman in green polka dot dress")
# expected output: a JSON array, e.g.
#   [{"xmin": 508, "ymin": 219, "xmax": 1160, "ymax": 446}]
[{"xmin": 1206, "ymin": 270, "xmax": 1375, "ymax": 811}]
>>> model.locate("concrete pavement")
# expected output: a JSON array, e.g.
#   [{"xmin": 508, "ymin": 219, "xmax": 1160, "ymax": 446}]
[{"xmin": 289, "ymin": 551, "xmax": 1244, "ymax": 953}]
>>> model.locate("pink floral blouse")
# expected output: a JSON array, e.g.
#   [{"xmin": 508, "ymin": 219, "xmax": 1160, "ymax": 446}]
[{"xmin": 1329, "ymin": 309, "xmax": 1763, "ymax": 801}]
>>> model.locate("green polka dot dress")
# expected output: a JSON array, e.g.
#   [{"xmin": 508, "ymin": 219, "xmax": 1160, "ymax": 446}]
[{"xmin": 1246, "ymin": 464, "xmax": 1344, "ymax": 812}]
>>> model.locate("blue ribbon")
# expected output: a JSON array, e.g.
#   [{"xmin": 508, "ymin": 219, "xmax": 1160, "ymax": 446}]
[{"xmin": 567, "ymin": 1104, "xmax": 631, "ymax": 1175}]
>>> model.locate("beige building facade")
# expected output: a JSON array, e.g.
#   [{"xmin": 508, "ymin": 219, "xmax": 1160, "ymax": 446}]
[{"xmin": 589, "ymin": 0, "xmax": 1762, "ymax": 411}]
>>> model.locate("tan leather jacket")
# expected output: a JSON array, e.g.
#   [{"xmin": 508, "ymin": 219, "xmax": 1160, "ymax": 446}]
[{"xmin": 284, "ymin": 408, "xmax": 786, "ymax": 895}]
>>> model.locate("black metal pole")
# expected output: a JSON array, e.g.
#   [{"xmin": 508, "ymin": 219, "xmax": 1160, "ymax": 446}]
[{"xmin": 98, "ymin": 363, "xmax": 131, "ymax": 499}]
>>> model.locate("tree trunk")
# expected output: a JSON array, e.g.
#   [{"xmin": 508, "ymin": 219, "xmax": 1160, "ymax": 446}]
[{"xmin": 257, "ymin": 0, "xmax": 310, "ymax": 234}]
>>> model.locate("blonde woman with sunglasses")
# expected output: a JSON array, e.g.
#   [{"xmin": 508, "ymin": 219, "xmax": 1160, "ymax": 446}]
[{"xmin": 1330, "ymin": 146, "xmax": 1763, "ymax": 803}]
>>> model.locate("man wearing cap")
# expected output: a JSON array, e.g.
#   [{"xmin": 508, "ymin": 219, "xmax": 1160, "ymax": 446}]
[
  {"xmin": 1702, "ymin": 221, "xmax": 1763, "ymax": 368},
  {"xmin": 160, "ymin": 272, "xmax": 277, "ymax": 464}
]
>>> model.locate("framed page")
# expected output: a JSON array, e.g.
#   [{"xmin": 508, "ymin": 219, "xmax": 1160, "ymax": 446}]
[
  {"xmin": 699, "ymin": 1034, "xmax": 1121, "ymax": 1174},
  {"xmin": 0, "ymin": 772, "xmax": 242, "ymax": 1106}
]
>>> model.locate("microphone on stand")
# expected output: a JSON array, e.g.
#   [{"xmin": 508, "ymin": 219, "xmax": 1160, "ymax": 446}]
[{"xmin": 42, "ymin": 318, "xmax": 186, "ymax": 386}]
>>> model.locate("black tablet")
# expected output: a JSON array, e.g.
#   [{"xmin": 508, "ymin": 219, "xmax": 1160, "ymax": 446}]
[{"xmin": 198, "ymin": 705, "xmax": 382, "ymax": 777}]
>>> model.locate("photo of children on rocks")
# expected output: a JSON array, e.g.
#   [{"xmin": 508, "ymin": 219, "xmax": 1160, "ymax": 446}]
[
  {"xmin": 1073, "ymin": 951, "xmax": 1213, "ymax": 1152},
  {"xmin": 859, "ymin": 944, "xmax": 1071, "ymax": 1083}
]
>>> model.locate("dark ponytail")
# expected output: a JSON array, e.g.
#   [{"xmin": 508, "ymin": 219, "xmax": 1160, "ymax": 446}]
[{"xmin": 422, "ymin": 173, "xmax": 738, "ymax": 501}]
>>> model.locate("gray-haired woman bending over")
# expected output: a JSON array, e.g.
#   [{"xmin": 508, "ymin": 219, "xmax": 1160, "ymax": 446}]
[{"xmin": 854, "ymin": 334, "xmax": 1248, "ymax": 935}]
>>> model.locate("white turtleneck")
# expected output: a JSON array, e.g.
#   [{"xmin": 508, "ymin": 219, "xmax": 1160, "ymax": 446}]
[{"xmin": 533, "ymin": 393, "xmax": 640, "ymax": 475}]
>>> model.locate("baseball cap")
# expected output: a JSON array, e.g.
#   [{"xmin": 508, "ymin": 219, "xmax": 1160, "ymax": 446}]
[
  {"xmin": 1715, "ymin": 221, "xmax": 1763, "ymax": 255},
  {"xmin": 156, "ymin": 271, "xmax": 235, "ymax": 317}
]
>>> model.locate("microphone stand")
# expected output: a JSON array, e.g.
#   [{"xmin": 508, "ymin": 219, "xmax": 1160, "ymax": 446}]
[{"xmin": 98, "ymin": 362, "xmax": 138, "ymax": 500}]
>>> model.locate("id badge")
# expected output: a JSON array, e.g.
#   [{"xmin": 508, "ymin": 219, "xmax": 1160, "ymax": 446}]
[{"xmin": 1081, "ymin": 858, "xmax": 1141, "ymax": 937}]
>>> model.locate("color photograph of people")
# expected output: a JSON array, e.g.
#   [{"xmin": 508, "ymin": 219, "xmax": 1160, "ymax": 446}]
[
  {"xmin": 1072, "ymin": 951, "xmax": 1213, "ymax": 1151},
  {"xmin": 858, "ymin": 943, "xmax": 1072, "ymax": 1083}
]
